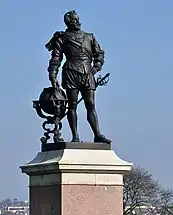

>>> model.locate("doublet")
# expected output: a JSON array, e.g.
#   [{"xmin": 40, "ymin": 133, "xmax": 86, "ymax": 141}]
[{"xmin": 46, "ymin": 29, "xmax": 105, "ymax": 90}]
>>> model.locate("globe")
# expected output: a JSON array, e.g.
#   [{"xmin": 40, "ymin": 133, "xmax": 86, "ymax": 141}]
[{"xmin": 39, "ymin": 87, "xmax": 67, "ymax": 118}]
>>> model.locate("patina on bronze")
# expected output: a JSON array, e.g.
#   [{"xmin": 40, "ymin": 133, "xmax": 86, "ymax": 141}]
[{"xmin": 33, "ymin": 10, "xmax": 111, "ymax": 144}]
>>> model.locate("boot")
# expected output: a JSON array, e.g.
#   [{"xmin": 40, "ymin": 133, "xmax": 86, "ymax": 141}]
[
  {"xmin": 71, "ymin": 136, "xmax": 80, "ymax": 142},
  {"xmin": 94, "ymin": 134, "xmax": 111, "ymax": 144}
]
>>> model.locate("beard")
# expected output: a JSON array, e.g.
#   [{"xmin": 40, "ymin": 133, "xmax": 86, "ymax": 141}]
[{"xmin": 68, "ymin": 22, "xmax": 81, "ymax": 31}]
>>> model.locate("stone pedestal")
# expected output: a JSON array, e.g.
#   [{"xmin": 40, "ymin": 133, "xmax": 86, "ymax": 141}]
[{"xmin": 20, "ymin": 143, "xmax": 132, "ymax": 215}]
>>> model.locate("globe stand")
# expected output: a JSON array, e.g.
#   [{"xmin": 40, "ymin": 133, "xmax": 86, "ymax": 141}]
[
  {"xmin": 33, "ymin": 87, "xmax": 68, "ymax": 144},
  {"xmin": 41, "ymin": 113, "xmax": 63, "ymax": 144}
]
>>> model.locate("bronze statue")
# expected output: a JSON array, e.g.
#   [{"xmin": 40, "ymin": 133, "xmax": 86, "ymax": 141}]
[{"xmin": 33, "ymin": 10, "xmax": 111, "ymax": 144}]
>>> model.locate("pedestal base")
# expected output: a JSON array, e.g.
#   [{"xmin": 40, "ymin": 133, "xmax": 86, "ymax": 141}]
[
  {"xmin": 31, "ymin": 185, "xmax": 123, "ymax": 215},
  {"xmin": 20, "ymin": 143, "xmax": 132, "ymax": 215}
]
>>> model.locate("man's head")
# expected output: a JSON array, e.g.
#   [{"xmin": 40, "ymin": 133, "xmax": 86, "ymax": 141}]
[{"xmin": 64, "ymin": 10, "xmax": 81, "ymax": 30}]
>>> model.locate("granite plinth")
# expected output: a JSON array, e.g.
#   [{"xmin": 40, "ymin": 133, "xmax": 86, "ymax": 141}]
[
  {"xmin": 20, "ymin": 144, "xmax": 132, "ymax": 215},
  {"xmin": 31, "ymin": 185, "xmax": 123, "ymax": 215}
]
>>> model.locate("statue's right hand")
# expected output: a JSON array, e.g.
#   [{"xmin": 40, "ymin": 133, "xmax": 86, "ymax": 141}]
[
  {"xmin": 49, "ymin": 70, "xmax": 58, "ymax": 85},
  {"xmin": 52, "ymin": 80, "xmax": 60, "ymax": 91},
  {"xmin": 52, "ymin": 81, "xmax": 60, "ymax": 100}
]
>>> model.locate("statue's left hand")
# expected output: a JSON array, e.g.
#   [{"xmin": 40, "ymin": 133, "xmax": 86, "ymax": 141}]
[{"xmin": 91, "ymin": 67, "xmax": 98, "ymax": 75}]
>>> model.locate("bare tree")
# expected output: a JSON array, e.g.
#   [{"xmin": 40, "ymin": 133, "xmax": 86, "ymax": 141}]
[
  {"xmin": 123, "ymin": 166, "xmax": 173, "ymax": 215},
  {"xmin": 156, "ymin": 189, "xmax": 173, "ymax": 215}
]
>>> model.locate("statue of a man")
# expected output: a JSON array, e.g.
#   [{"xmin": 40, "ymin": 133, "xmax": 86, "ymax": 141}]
[{"xmin": 46, "ymin": 10, "xmax": 111, "ymax": 144}]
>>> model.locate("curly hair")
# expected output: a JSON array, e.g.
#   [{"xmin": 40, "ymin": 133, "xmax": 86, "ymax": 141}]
[{"xmin": 64, "ymin": 10, "xmax": 79, "ymax": 26}]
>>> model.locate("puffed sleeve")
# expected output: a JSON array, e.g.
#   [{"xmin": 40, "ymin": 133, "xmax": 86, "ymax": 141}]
[
  {"xmin": 46, "ymin": 32, "xmax": 64, "ymax": 81},
  {"xmin": 91, "ymin": 34, "xmax": 105, "ymax": 71}
]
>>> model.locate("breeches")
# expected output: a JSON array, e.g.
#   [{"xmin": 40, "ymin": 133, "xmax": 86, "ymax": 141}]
[{"xmin": 62, "ymin": 69, "xmax": 96, "ymax": 90}]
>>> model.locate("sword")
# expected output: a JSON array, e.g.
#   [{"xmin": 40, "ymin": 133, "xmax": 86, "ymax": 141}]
[
  {"xmin": 77, "ymin": 72, "xmax": 110, "ymax": 104},
  {"xmin": 60, "ymin": 72, "xmax": 110, "ymax": 120}
]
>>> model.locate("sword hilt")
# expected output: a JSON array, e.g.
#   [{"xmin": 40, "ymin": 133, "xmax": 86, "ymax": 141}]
[{"xmin": 96, "ymin": 73, "xmax": 110, "ymax": 87}]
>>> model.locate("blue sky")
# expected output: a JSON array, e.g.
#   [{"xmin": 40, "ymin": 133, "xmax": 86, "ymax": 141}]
[{"xmin": 0, "ymin": 0, "xmax": 172, "ymax": 200}]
